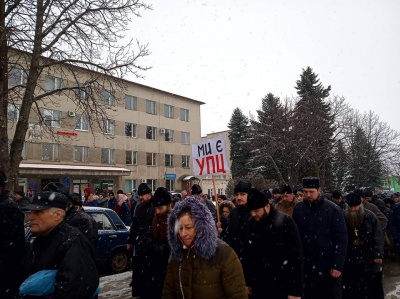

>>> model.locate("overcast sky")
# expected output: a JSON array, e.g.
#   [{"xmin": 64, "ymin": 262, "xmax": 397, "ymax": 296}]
[{"xmin": 127, "ymin": 0, "xmax": 400, "ymax": 137}]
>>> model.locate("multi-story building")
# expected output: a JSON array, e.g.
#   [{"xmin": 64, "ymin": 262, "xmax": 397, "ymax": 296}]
[{"xmin": 7, "ymin": 53, "xmax": 204, "ymax": 196}]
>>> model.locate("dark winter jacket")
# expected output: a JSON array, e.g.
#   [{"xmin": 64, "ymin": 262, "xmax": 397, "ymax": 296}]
[
  {"xmin": 141, "ymin": 212, "xmax": 171, "ymax": 299},
  {"xmin": 127, "ymin": 199, "xmax": 155, "ymax": 254},
  {"xmin": 363, "ymin": 200, "xmax": 388, "ymax": 230},
  {"xmin": 387, "ymin": 202, "xmax": 400, "ymax": 255},
  {"xmin": 242, "ymin": 205, "xmax": 304, "ymax": 299},
  {"xmin": 371, "ymin": 196, "xmax": 390, "ymax": 217},
  {"xmin": 293, "ymin": 196, "xmax": 348, "ymax": 274},
  {"xmin": 127, "ymin": 199, "xmax": 155, "ymax": 297},
  {"xmin": 15, "ymin": 196, "xmax": 30, "ymax": 210},
  {"xmin": 221, "ymin": 205, "xmax": 251, "ymax": 261},
  {"xmin": 331, "ymin": 199, "xmax": 348, "ymax": 211},
  {"xmin": 344, "ymin": 208, "xmax": 384, "ymax": 273},
  {"xmin": 107, "ymin": 196, "xmax": 116, "ymax": 210},
  {"xmin": 65, "ymin": 205, "xmax": 98, "ymax": 248},
  {"xmin": 117, "ymin": 201, "xmax": 132, "ymax": 226},
  {"xmin": 22, "ymin": 221, "xmax": 99, "ymax": 299},
  {"xmin": 0, "ymin": 192, "xmax": 26, "ymax": 299},
  {"xmin": 163, "ymin": 197, "xmax": 247, "ymax": 299}
]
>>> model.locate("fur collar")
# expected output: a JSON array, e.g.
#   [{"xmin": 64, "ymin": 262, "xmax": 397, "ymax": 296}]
[{"xmin": 168, "ymin": 196, "xmax": 218, "ymax": 261}]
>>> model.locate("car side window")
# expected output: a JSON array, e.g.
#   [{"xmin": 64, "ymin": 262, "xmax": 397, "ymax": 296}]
[{"xmin": 90, "ymin": 213, "xmax": 114, "ymax": 230}]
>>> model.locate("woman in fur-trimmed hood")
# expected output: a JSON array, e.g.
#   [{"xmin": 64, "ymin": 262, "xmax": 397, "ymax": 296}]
[{"xmin": 162, "ymin": 197, "xmax": 247, "ymax": 299}]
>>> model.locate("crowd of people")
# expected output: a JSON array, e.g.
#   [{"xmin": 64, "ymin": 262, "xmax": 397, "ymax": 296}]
[{"xmin": 2, "ymin": 167, "xmax": 400, "ymax": 299}]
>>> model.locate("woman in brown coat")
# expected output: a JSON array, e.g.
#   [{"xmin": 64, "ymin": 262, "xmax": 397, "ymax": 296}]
[{"xmin": 162, "ymin": 197, "xmax": 247, "ymax": 299}]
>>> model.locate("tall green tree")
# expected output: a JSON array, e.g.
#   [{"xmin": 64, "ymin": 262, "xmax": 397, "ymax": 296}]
[
  {"xmin": 0, "ymin": 0, "xmax": 150, "ymax": 190},
  {"xmin": 249, "ymin": 93, "xmax": 287, "ymax": 183},
  {"xmin": 228, "ymin": 107, "xmax": 251, "ymax": 178},
  {"xmin": 292, "ymin": 66, "xmax": 335, "ymax": 186},
  {"xmin": 331, "ymin": 139, "xmax": 348, "ymax": 191}
]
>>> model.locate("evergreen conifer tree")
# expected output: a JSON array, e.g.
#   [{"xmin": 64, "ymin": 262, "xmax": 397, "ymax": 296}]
[
  {"xmin": 292, "ymin": 67, "xmax": 335, "ymax": 186},
  {"xmin": 228, "ymin": 108, "xmax": 251, "ymax": 178}
]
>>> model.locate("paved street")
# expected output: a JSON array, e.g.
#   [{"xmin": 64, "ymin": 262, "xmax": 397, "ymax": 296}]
[{"xmin": 99, "ymin": 258, "xmax": 400, "ymax": 298}]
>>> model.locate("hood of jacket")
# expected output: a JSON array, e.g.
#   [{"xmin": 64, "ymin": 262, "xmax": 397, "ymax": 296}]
[{"xmin": 168, "ymin": 196, "xmax": 218, "ymax": 261}]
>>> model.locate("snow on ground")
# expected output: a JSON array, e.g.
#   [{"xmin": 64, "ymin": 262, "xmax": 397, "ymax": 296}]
[
  {"xmin": 99, "ymin": 271, "xmax": 132, "ymax": 299},
  {"xmin": 386, "ymin": 283, "xmax": 400, "ymax": 299}
]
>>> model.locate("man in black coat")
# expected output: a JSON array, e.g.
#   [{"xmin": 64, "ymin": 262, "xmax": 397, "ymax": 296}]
[
  {"xmin": 243, "ymin": 188, "xmax": 303, "ymax": 299},
  {"xmin": 331, "ymin": 190, "xmax": 348, "ymax": 211},
  {"xmin": 221, "ymin": 180, "xmax": 252, "ymax": 262},
  {"xmin": 23, "ymin": 191, "xmax": 98, "ymax": 299},
  {"xmin": 65, "ymin": 193, "xmax": 98, "ymax": 248},
  {"xmin": 0, "ymin": 170, "xmax": 25, "ymax": 299},
  {"xmin": 292, "ymin": 177, "xmax": 348, "ymax": 299},
  {"xmin": 143, "ymin": 187, "xmax": 172, "ymax": 299},
  {"xmin": 342, "ymin": 192, "xmax": 384, "ymax": 299},
  {"xmin": 127, "ymin": 183, "xmax": 155, "ymax": 297},
  {"xmin": 14, "ymin": 190, "xmax": 30, "ymax": 209}
]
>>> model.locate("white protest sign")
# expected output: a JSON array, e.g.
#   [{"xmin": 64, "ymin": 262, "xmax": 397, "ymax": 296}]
[{"xmin": 191, "ymin": 135, "xmax": 231, "ymax": 176}]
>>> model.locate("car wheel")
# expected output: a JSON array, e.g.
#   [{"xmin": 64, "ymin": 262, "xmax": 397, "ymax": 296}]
[{"xmin": 111, "ymin": 250, "xmax": 129, "ymax": 273}]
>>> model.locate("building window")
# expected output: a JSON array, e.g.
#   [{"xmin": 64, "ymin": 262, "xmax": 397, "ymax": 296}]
[
  {"xmin": 44, "ymin": 109, "xmax": 61, "ymax": 127},
  {"xmin": 182, "ymin": 155, "xmax": 190, "ymax": 168},
  {"xmin": 101, "ymin": 148, "xmax": 115, "ymax": 164},
  {"xmin": 42, "ymin": 143, "xmax": 60, "ymax": 161},
  {"xmin": 75, "ymin": 114, "xmax": 89, "ymax": 131},
  {"xmin": 165, "ymin": 129, "xmax": 174, "ymax": 142},
  {"xmin": 165, "ymin": 154, "xmax": 174, "ymax": 167},
  {"xmin": 125, "ymin": 95, "xmax": 137, "ymax": 110},
  {"xmin": 45, "ymin": 75, "xmax": 62, "ymax": 91},
  {"xmin": 75, "ymin": 83, "xmax": 90, "ymax": 100},
  {"xmin": 180, "ymin": 108, "xmax": 189, "ymax": 122},
  {"xmin": 74, "ymin": 146, "xmax": 89, "ymax": 162},
  {"xmin": 207, "ymin": 189, "xmax": 214, "ymax": 197},
  {"xmin": 7, "ymin": 104, "xmax": 20, "ymax": 122},
  {"xmin": 146, "ymin": 153, "xmax": 157, "ymax": 166},
  {"xmin": 125, "ymin": 123, "xmax": 137, "ymax": 138},
  {"xmin": 125, "ymin": 179, "xmax": 137, "ymax": 193},
  {"xmin": 8, "ymin": 139, "xmax": 26, "ymax": 159},
  {"xmin": 101, "ymin": 89, "xmax": 115, "ymax": 106},
  {"xmin": 166, "ymin": 179, "xmax": 175, "ymax": 192},
  {"xmin": 164, "ymin": 104, "xmax": 174, "ymax": 118},
  {"xmin": 181, "ymin": 132, "xmax": 190, "ymax": 144},
  {"xmin": 146, "ymin": 126, "xmax": 157, "ymax": 140},
  {"xmin": 9, "ymin": 68, "xmax": 28, "ymax": 86},
  {"xmin": 126, "ymin": 151, "xmax": 137, "ymax": 165},
  {"xmin": 218, "ymin": 188, "xmax": 224, "ymax": 195},
  {"xmin": 147, "ymin": 179, "xmax": 156, "ymax": 192},
  {"xmin": 146, "ymin": 100, "xmax": 156, "ymax": 115},
  {"xmin": 103, "ymin": 119, "xmax": 115, "ymax": 135}
]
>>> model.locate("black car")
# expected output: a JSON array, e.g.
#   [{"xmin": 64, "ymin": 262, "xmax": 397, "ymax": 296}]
[{"xmin": 84, "ymin": 206, "xmax": 131, "ymax": 273}]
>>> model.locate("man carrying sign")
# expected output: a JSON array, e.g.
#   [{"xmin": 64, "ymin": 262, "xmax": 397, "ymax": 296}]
[{"xmin": 191, "ymin": 184, "xmax": 217, "ymax": 221}]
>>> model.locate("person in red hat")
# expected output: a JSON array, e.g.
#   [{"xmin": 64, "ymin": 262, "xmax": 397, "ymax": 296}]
[{"xmin": 83, "ymin": 187, "xmax": 98, "ymax": 207}]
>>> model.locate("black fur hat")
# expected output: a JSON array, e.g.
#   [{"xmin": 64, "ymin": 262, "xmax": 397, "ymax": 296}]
[
  {"xmin": 302, "ymin": 177, "xmax": 320, "ymax": 189},
  {"xmin": 191, "ymin": 184, "xmax": 202, "ymax": 195},
  {"xmin": 282, "ymin": 184, "xmax": 293, "ymax": 194},
  {"xmin": 138, "ymin": 183, "xmax": 152, "ymax": 195},
  {"xmin": 345, "ymin": 192, "xmax": 362, "ymax": 207},
  {"xmin": 153, "ymin": 187, "xmax": 172, "ymax": 207},
  {"xmin": 332, "ymin": 190, "xmax": 341, "ymax": 199},
  {"xmin": 247, "ymin": 188, "xmax": 268, "ymax": 210},
  {"xmin": 234, "ymin": 180, "xmax": 251, "ymax": 194}
]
